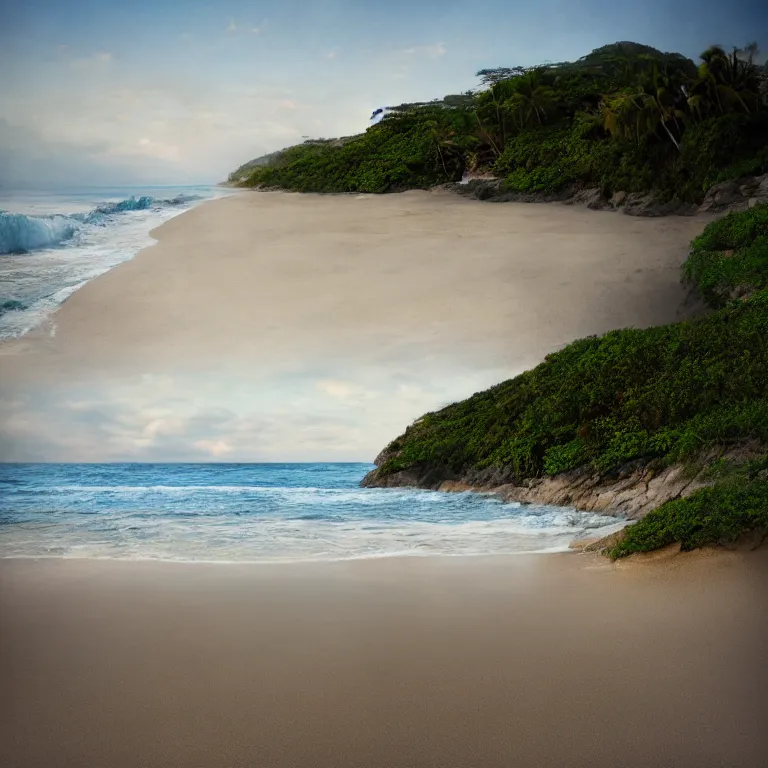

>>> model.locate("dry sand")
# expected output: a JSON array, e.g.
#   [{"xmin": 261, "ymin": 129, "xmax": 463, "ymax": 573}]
[
  {"xmin": 0, "ymin": 190, "xmax": 708, "ymax": 382},
  {"xmin": 2, "ymin": 551, "xmax": 767, "ymax": 767}
]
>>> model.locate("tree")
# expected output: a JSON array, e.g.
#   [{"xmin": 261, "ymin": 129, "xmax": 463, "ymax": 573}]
[
  {"xmin": 688, "ymin": 44, "xmax": 762, "ymax": 118},
  {"xmin": 503, "ymin": 69, "xmax": 558, "ymax": 128}
]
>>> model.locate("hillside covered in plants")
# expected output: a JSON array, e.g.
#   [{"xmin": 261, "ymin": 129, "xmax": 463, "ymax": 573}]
[
  {"xmin": 231, "ymin": 41, "xmax": 768, "ymax": 204},
  {"xmin": 362, "ymin": 204, "xmax": 768, "ymax": 556}
]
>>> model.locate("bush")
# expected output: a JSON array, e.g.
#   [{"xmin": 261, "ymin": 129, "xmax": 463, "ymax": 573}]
[
  {"xmin": 683, "ymin": 203, "xmax": 768, "ymax": 307},
  {"xmin": 242, "ymin": 108, "xmax": 476, "ymax": 193},
  {"xmin": 608, "ymin": 481, "xmax": 768, "ymax": 557}
]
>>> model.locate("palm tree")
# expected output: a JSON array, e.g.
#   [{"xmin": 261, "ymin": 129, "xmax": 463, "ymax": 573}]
[
  {"xmin": 602, "ymin": 67, "xmax": 687, "ymax": 151},
  {"xmin": 688, "ymin": 43, "xmax": 761, "ymax": 118},
  {"xmin": 502, "ymin": 69, "xmax": 558, "ymax": 128}
]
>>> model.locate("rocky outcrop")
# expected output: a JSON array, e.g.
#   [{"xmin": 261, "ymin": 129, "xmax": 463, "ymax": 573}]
[
  {"xmin": 449, "ymin": 172, "xmax": 768, "ymax": 217},
  {"xmin": 698, "ymin": 173, "xmax": 768, "ymax": 214},
  {"xmin": 361, "ymin": 443, "xmax": 763, "ymax": 521}
]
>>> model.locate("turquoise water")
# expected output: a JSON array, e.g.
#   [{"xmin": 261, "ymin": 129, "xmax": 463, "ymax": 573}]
[
  {"xmin": 0, "ymin": 463, "xmax": 624, "ymax": 562},
  {"xmin": 0, "ymin": 186, "xmax": 231, "ymax": 339}
]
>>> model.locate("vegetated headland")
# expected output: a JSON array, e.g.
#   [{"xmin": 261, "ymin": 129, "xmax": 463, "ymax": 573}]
[
  {"xmin": 229, "ymin": 41, "xmax": 768, "ymax": 215},
  {"xmin": 362, "ymin": 204, "xmax": 768, "ymax": 559}
]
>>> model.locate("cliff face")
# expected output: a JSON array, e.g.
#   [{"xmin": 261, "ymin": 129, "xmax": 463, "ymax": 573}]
[{"xmin": 361, "ymin": 444, "xmax": 761, "ymax": 521}]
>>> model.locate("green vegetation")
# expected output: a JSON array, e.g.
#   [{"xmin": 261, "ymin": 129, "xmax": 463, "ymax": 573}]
[
  {"xmin": 608, "ymin": 481, "xmax": 768, "ymax": 557},
  {"xmin": 371, "ymin": 205, "xmax": 768, "ymax": 555},
  {"xmin": 683, "ymin": 204, "xmax": 768, "ymax": 306},
  {"xmin": 232, "ymin": 41, "xmax": 768, "ymax": 200}
]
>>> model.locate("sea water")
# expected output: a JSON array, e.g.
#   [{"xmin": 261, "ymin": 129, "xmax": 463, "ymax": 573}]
[
  {"xmin": 0, "ymin": 463, "xmax": 625, "ymax": 562},
  {"xmin": 0, "ymin": 185, "xmax": 230, "ymax": 339}
]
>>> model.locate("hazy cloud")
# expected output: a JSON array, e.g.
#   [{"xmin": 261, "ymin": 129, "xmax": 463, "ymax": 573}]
[
  {"xmin": 397, "ymin": 43, "xmax": 447, "ymax": 59},
  {"xmin": 69, "ymin": 51, "xmax": 113, "ymax": 68},
  {"xmin": 0, "ymin": 367, "xmax": 505, "ymax": 462}
]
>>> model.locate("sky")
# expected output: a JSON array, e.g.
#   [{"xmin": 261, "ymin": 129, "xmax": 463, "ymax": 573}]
[
  {"xmin": 1, "ymin": 0, "xmax": 766, "ymax": 186},
  {"xmin": 0, "ymin": 366, "xmax": 514, "ymax": 462}
]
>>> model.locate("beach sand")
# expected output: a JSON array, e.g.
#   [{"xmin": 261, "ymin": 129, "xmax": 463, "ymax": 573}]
[
  {"xmin": 0, "ymin": 191, "xmax": 708, "ymax": 380},
  {"xmin": 0, "ymin": 190, "xmax": 710, "ymax": 462},
  {"xmin": 2, "ymin": 550, "xmax": 767, "ymax": 767}
]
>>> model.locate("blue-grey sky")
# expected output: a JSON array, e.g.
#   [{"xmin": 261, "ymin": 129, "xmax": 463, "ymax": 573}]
[{"xmin": 1, "ymin": 0, "xmax": 764, "ymax": 186}]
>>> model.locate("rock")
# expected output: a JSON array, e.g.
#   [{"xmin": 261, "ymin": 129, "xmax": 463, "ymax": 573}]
[
  {"xmin": 446, "ymin": 172, "xmax": 768, "ymax": 216},
  {"xmin": 570, "ymin": 187, "xmax": 610, "ymax": 210},
  {"xmin": 362, "ymin": 444, "xmax": 761, "ymax": 521},
  {"xmin": 452, "ymin": 179, "xmax": 504, "ymax": 200},
  {"xmin": 610, "ymin": 191, "xmax": 627, "ymax": 208},
  {"xmin": 622, "ymin": 193, "xmax": 694, "ymax": 217},
  {"xmin": 699, "ymin": 173, "xmax": 768, "ymax": 214},
  {"xmin": 583, "ymin": 528, "xmax": 628, "ymax": 553}
]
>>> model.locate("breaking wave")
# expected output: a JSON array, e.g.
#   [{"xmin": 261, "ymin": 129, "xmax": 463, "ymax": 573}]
[
  {"xmin": 0, "ymin": 195, "xmax": 203, "ymax": 255},
  {"xmin": 0, "ymin": 212, "xmax": 76, "ymax": 253}
]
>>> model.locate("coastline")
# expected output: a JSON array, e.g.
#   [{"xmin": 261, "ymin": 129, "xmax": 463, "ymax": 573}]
[
  {"xmin": 0, "ymin": 189, "xmax": 708, "ymax": 378},
  {"xmin": 0, "ymin": 188, "xmax": 713, "ymax": 545},
  {"xmin": 362, "ymin": 441, "xmax": 763, "ymax": 522},
  {"xmin": 2, "ymin": 189, "xmax": 766, "ymax": 766}
]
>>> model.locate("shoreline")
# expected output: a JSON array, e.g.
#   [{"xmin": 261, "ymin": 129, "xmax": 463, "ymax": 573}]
[{"xmin": 0, "ymin": 188, "xmax": 709, "ymax": 356}]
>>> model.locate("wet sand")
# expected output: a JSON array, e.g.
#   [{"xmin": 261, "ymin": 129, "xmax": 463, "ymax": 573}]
[{"xmin": 1, "ymin": 550, "xmax": 766, "ymax": 767}]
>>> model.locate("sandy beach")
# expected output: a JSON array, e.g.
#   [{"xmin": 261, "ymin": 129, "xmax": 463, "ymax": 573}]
[
  {"xmin": 1, "ymin": 191, "xmax": 708, "ymax": 377},
  {"xmin": 2, "ymin": 550, "xmax": 767, "ymax": 767},
  {"xmin": 0, "ymin": 191, "xmax": 709, "ymax": 462}
]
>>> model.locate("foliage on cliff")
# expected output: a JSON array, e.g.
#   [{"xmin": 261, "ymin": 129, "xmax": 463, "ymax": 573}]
[
  {"xmin": 368, "ymin": 206, "xmax": 768, "ymax": 553},
  {"xmin": 682, "ymin": 203, "xmax": 768, "ymax": 306},
  {"xmin": 609, "ymin": 477, "xmax": 768, "ymax": 557},
  {"xmin": 232, "ymin": 107, "xmax": 476, "ymax": 192},
  {"xmin": 233, "ymin": 41, "xmax": 768, "ymax": 200}
]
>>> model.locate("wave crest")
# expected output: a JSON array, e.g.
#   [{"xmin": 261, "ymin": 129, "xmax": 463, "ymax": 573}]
[
  {"xmin": 1, "ymin": 195, "xmax": 203, "ymax": 255},
  {"xmin": 0, "ymin": 212, "xmax": 76, "ymax": 254}
]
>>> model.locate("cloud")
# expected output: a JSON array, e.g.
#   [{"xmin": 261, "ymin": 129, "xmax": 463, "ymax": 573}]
[
  {"xmin": 317, "ymin": 380, "xmax": 354, "ymax": 399},
  {"xmin": 0, "ymin": 117, "xmax": 182, "ymax": 187},
  {"xmin": 385, "ymin": 42, "xmax": 448, "ymax": 81},
  {"xmin": 0, "ymin": 366, "xmax": 507, "ymax": 462},
  {"xmin": 226, "ymin": 19, "xmax": 263, "ymax": 35},
  {"xmin": 194, "ymin": 439, "xmax": 233, "ymax": 457},
  {"xmin": 0, "ymin": 30, "xmax": 458, "ymax": 185},
  {"xmin": 70, "ymin": 51, "xmax": 113, "ymax": 68},
  {"xmin": 397, "ymin": 43, "xmax": 447, "ymax": 59},
  {"xmin": 132, "ymin": 136, "xmax": 182, "ymax": 162}
]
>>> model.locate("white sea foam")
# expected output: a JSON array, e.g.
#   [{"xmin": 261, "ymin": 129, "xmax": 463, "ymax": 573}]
[{"xmin": 0, "ymin": 187, "xmax": 230, "ymax": 339}]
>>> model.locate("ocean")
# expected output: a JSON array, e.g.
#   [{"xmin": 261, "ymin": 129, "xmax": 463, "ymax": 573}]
[
  {"xmin": 0, "ymin": 185, "xmax": 229, "ymax": 340},
  {"xmin": 0, "ymin": 463, "xmax": 624, "ymax": 562}
]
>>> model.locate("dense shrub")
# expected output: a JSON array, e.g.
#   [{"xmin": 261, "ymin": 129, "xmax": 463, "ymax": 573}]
[
  {"xmin": 683, "ymin": 204, "xmax": 768, "ymax": 307},
  {"xmin": 608, "ymin": 481, "xmax": 768, "ymax": 557}
]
